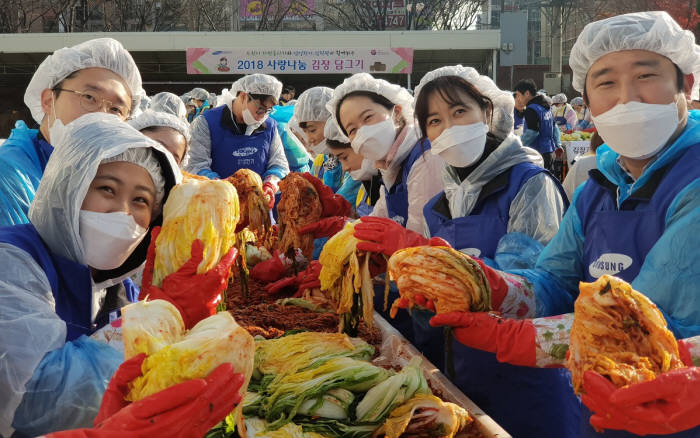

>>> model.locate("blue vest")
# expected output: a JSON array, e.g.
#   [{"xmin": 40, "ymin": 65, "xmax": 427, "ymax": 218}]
[
  {"xmin": 514, "ymin": 110, "xmax": 526, "ymax": 131},
  {"xmin": 419, "ymin": 162, "xmax": 579, "ymax": 438},
  {"xmin": 0, "ymin": 224, "xmax": 95, "ymax": 342},
  {"xmin": 577, "ymin": 146, "xmax": 699, "ymax": 284},
  {"xmin": 384, "ymin": 140, "xmax": 429, "ymax": 226},
  {"xmin": 423, "ymin": 162, "xmax": 566, "ymax": 259},
  {"xmin": 528, "ymin": 103, "xmax": 556, "ymax": 154},
  {"xmin": 203, "ymin": 105, "xmax": 276, "ymax": 178},
  {"xmin": 554, "ymin": 106, "xmax": 572, "ymax": 131}
]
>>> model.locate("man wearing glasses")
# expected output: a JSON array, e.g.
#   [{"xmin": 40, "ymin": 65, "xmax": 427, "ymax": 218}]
[
  {"xmin": 0, "ymin": 38, "xmax": 141, "ymax": 227},
  {"xmin": 186, "ymin": 74, "xmax": 290, "ymax": 208}
]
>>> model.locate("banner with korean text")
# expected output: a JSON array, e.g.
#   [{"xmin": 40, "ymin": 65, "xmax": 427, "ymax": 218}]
[{"xmin": 186, "ymin": 48, "xmax": 414, "ymax": 74}]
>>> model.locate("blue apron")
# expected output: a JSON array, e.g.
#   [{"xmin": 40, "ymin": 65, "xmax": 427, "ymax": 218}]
[
  {"xmin": 554, "ymin": 115, "xmax": 569, "ymax": 131},
  {"xmin": 419, "ymin": 164, "xmax": 580, "ymax": 438},
  {"xmin": 355, "ymin": 186, "xmax": 374, "ymax": 216},
  {"xmin": 374, "ymin": 141, "xmax": 428, "ymax": 342},
  {"xmin": 0, "ymin": 224, "xmax": 95, "ymax": 342},
  {"xmin": 528, "ymin": 103, "xmax": 556, "ymax": 154},
  {"xmin": 575, "ymin": 147, "xmax": 700, "ymax": 438},
  {"xmin": 424, "ymin": 162, "xmax": 565, "ymax": 260},
  {"xmin": 514, "ymin": 110, "xmax": 526, "ymax": 132},
  {"xmin": 384, "ymin": 140, "xmax": 429, "ymax": 226},
  {"xmin": 204, "ymin": 105, "xmax": 275, "ymax": 178},
  {"xmin": 577, "ymin": 147, "xmax": 699, "ymax": 285},
  {"xmin": 417, "ymin": 163, "xmax": 561, "ymax": 369}
]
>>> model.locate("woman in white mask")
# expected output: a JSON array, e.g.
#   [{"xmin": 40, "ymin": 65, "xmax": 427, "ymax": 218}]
[
  {"xmin": 351, "ymin": 66, "xmax": 574, "ymax": 438},
  {"xmin": 323, "ymin": 73, "xmax": 444, "ymax": 233},
  {"xmin": 293, "ymin": 86, "xmax": 361, "ymax": 205},
  {"xmin": 0, "ymin": 113, "xmax": 242, "ymax": 437},
  {"xmin": 129, "ymin": 109, "xmax": 190, "ymax": 166},
  {"xmin": 323, "ymin": 117, "xmax": 382, "ymax": 217}
]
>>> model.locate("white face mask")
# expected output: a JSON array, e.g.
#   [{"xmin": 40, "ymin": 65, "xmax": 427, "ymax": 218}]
[
  {"xmin": 349, "ymin": 158, "xmax": 378, "ymax": 181},
  {"xmin": 592, "ymin": 101, "xmax": 680, "ymax": 159},
  {"xmin": 310, "ymin": 139, "xmax": 329, "ymax": 156},
  {"xmin": 48, "ymin": 94, "xmax": 68, "ymax": 147},
  {"xmin": 430, "ymin": 122, "xmax": 489, "ymax": 167},
  {"xmin": 350, "ymin": 109, "xmax": 397, "ymax": 161},
  {"xmin": 79, "ymin": 210, "xmax": 148, "ymax": 270}
]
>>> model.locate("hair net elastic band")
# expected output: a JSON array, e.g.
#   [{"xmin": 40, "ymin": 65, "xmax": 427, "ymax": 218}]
[{"xmin": 101, "ymin": 147, "xmax": 166, "ymax": 206}]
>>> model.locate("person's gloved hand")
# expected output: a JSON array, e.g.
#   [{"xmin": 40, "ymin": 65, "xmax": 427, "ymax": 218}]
[
  {"xmin": 250, "ymin": 250, "xmax": 287, "ymax": 283},
  {"xmin": 298, "ymin": 216, "xmax": 347, "ymax": 239},
  {"xmin": 45, "ymin": 363, "xmax": 245, "ymax": 438},
  {"xmin": 300, "ymin": 172, "xmax": 351, "ymax": 217},
  {"xmin": 93, "ymin": 354, "xmax": 147, "ymax": 425},
  {"xmin": 582, "ymin": 367, "xmax": 700, "ymax": 435},
  {"xmin": 429, "ymin": 312, "xmax": 538, "ymax": 367},
  {"xmin": 262, "ymin": 181, "xmax": 277, "ymax": 209},
  {"xmin": 266, "ymin": 261, "xmax": 322, "ymax": 297},
  {"xmin": 353, "ymin": 216, "xmax": 450, "ymax": 258},
  {"xmin": 140, "ymin": 227, "xmax": 238, "ymax": 329}
]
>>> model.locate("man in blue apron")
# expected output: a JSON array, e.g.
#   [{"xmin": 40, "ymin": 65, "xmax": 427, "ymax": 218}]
[
  {"xmin": 515, "ymin": 78, "xmax": 558, "ymax": 171},
  {"xmin": 430, "ymin": 11, "xmax": 700, "ymax": 437},
  {"xmin": 186, "ymin": 74, "xmax": 289, "ymax": 207},
  {"xmin": 0, "ymin": 38, "xmax": 141, "ymax": 227},
  {"xmin": 185, "ymin": 87, "xmax": 211, "ymax": 123}
]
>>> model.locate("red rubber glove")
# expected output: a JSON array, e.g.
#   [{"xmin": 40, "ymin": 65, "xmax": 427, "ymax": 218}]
[
  {"xmin": 262, "ymin": 181, "xmax": 277, "ymax": 209},
  {"xmin": 300, "ymin": 172, "xmax": 351, "ymax": 217},
  {"xmin": 93, "ymin": 354, "xmax": 147, "ymax": 425},
  {"xmin": 45, "ymin": 363, "xmax": 245, "ymax": 438},
  {"xmin": 582, "ymin": 367, "xmax": 700, "ymax": 435},
  {"xmin": 250, "ymin": 250, "xmax": 287, "ymax": 283},
  {"xmin": 429, "ymin": 311, "xmax": 537, "ymax": 367},
  {"xmin": 298, "ymin": 216, "xmax": 347, "ymax": 239},
  {"xmin": 353, "ymin": 216, "xmax": 450, "ymax": 258},
  {"xmin": 140, "ymin": 227, "xmax": 238, "ymax": 329},
  {"xmin": 265, "ymin": 261, "xmax": 321, "ymax": 297}
]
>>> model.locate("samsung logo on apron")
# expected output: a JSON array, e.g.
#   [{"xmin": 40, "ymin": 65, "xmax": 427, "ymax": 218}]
[
  {"xmin": 232, "ymin": 147, "xmax": 258, "ymax": 157},
  {"xmin": 589, "ymin": 253, "xmax": 633, "ymax": 278}
]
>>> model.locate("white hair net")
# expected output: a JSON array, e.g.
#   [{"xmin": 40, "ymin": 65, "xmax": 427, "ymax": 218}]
[
  {"xmin": 326, "ymin": 73, "xmax": 415, "ymax": 129},
  {"xmin": 149, "ymin": 91, "xmax": 187, "ymax": 120},
  {"xmin": 569, "ymin": 11, "xmax": 700, "ymax": 92},
  {"xmin": 102, "ymin": 146, "xmax": 166, "ymax": 207},
  {"xmin": 570, "ymin": 96, "xmax": 584, "ymax": 106},
  {"xmin": 413, "ymin": 65, "xmax": 515, "ymax": 139},
  {"xmin": 691, "ymin": 72, "xmax": 700, "ymax": 101},
  {"xmin": 294, "ymin": 87, "xmax": 334, "ymax": 122},
  {"xmin": 29, "ymin": 112, "xmax": 181, "ymax": 266},
  {"xmin": 128, "ymin": 109, "xmax": 191, "ymax": 144},
  {"xmin": 230, "ymin": 74, "xmax": 283, "ymax": 100},
  {"xmin": 24, "ymin": 38, "xmax": 142, "ymax": 123},
  {"xmin": 324, "ymin": 117, "xmax": 350, "ymax": 143},
  {"xmin": 189, "ymin": 88, "xmax": 209, "ymax": 101},
  {"xmin": 552, "ymin": 93, "xmax": 567, "ymax": 104}
]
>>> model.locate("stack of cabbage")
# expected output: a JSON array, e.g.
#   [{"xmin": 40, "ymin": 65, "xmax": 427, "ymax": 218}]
[
  {"xmin": 205, "ymin": 332, "xmax": 472, "ymax": 438},
  {"xmin": 121, "ymin": 299, "xmax": 255, "ymax": 401}
]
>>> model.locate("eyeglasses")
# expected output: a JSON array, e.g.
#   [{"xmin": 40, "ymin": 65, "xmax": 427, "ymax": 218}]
[
  {"xmin": 53, "ymin": 88, "xmax": 130, "ymax": 119},
  {"xmin": 249, "ymin": 97, "xmax": 274, "ymax": 116}
]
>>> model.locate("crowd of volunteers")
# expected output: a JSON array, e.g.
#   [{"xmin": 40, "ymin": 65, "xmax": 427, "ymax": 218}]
[{"xmin": 0, "ymin": 9, "xmax": 698, "ymax": 438}]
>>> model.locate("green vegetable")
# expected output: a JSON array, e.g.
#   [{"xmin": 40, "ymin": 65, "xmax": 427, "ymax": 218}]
[
  {"xmin": 298, "ymin": 388, "xmax": 355, "ymax": 419},
  {"xmin": 355, "ymin": 357, "xmax": 431, "ymax": 423},
  {"xmin": 299, "ymin": 419, "xmax": 379, "ymax": 438},
  {"xmin": 263, "ymin": 357, "xmax": 391, "ymax": 429}
]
